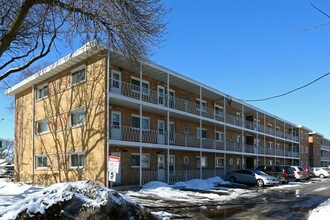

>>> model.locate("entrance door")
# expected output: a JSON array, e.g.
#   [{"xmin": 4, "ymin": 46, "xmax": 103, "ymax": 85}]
[
  {"xmin": 169, "ymin": 90, "xmax": 175, "ymax": 108},
  {"xmin": 169, "ymin": 122, "xmax": 175, "ymax": 144},
  {"xmin": 157, "ymin": 154, "xmax": 165, "ymax": 181},
  {"xmin": 157, "ymin": 85, "xmax": 165, "ymax": 105},
  {"xmin": 110, "ymin": 152, "xmax": 121, "ymax": 183},
  {"xmin": 158, "ymin": 120, "xmax": 165, "ymax": 144},
  {"xmin": 111, "ymin": 70, "xmax": 121, "ymax": 94},
  {"xmin": 111, "ymin": 111, "xmax": 121, "ymax": 140}
]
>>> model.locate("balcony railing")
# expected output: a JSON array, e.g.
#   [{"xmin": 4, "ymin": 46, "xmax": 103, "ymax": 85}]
[
  {"xmin": 111, "ymin": 126, "xmax": 300, "ymax": 158},
  {"xmin": 109, "ymin": 79, "xmax": 299, "ymax": 141},
  {"xmin": 142, "ymin": 169, "xmax": 225, "ymax": 185},
  {"xmin": 321, "ymin": 145, "xmax": 330, "ymax": 151},
  {"xmin": 321, "ymin": 156, "xmax": 330, "ymax": 161}
]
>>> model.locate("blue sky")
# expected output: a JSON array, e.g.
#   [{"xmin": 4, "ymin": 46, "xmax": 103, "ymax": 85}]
[{"xmin": 1, "ymin": 0, "xmax": 330, "ymax": 139}]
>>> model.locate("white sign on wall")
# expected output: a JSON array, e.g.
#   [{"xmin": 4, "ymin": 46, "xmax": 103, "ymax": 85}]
[{"xmin": 108, "ymin": 156, "xmax": 120, "ymax": 182}]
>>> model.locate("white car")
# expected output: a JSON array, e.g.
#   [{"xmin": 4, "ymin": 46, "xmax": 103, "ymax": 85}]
[
  {"xmin": 313, "ymin": 167, "xmax": 330, "ymax": 178},
  {"xmin": 291, "ymin": 166, "xmax": 307, "ymax": 181}
]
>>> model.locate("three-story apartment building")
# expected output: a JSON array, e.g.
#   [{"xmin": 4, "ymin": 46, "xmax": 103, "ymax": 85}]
[{"xmin": 6, "ymin": 43, "xmax": 321, "ymax": 186}]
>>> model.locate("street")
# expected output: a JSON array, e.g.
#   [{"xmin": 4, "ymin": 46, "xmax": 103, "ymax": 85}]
[{"xmin": 126, "ymin": 178, "xmax": 330, "ymax": 219}]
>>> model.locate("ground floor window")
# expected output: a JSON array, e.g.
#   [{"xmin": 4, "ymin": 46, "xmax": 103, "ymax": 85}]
[
  {"xmin": 197, "ymin": 156, "xmax": 207, "ymax": 168},
  {"xmin": 70, "ymin": 152, "xmax": 85, "ymax": 169},
  {"xmin": 131, "ymin": 153, "xmax": 150, "ymax": 168},
  {"xmin": 183, "ymin": 156, "xmax": 189, "ymax": 165},
  {"xmin": 35, "ymin": 155, "xmax": 47, "ymax": 169},
  {"xmin": 215, "ymin": 157, "xmax": 224, "ymax": 168}
]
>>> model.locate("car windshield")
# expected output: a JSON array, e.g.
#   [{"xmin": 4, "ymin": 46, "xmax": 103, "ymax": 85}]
[
  {"xmin": 322, "ymin": 167, "xmax": 330, "ymax": 171},
  {"xmin": 252, "ymin": 170, "xmax": 267, "ymax": 175},
  {"xmin": 298, "ymin": 167, "xmax": 304, "ymax": 171}
]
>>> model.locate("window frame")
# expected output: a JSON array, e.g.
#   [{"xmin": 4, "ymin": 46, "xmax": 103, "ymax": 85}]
[
  {"xmin": 215, "ymin": 131, "xmax": 224, "ymax": 142},
  {"xmin": 196, "ymin": 127, "xmax": 207, "ymax": 139},
  {"xmin": 36, "ymin": 119, "xmax": 48, "ymax": 134},
  {"xmin": 196, "ymin": 156, "xmax": 208, "ymax": 168},
  {"xmin": 130, "ymin": 76, "xmax": 150, "ymax": 95},
  {"xmin": 71, "ymin": 65, "xmax": 86, "ymax": 86},
  {"xmin": 131, "ymin": 114, "xmax": 150, "ymax": 130},
  {"xmin": 36, "ymin": 83, "xmax": 48, "ymax": 100},
  {"xmin": 214, "ymin": 105, "xmax": 224, "ymax": 117},
  {"xmin": 130, "ymin": 153, "xmax": 150, "ymax": 168},
  {"xmin": 35, "ymin": 155, "xmax": 48, "ymax": 169},
  {"xmin": 69, "ymin": 152, "xmax": 85, "ymax": 169},
  {"xmin": 215, "ymin": 157, "xmax": 224, "ymax": 168},
  {"xmin": 70, "ymin": 108, "xmax": 86, "ymax": 127},
  {"xmin": 196, "ymin": 98, "xmax": 207, "ymax": 112},
  {"xmin": 183, "ymin": 156, "xmax": 190, "ymax": 165}
]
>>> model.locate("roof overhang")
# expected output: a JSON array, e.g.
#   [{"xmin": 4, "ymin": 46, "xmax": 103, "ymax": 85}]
[{"xmin": 5, "ymin": 41, "xmax": 103, "ymax": 96}]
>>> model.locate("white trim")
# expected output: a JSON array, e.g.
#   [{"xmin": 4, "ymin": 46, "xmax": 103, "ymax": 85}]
[
  {"xmin": 131, "ymin": 76, "xmax": 150, "ymax": 95},
  {"xmin": 35, "ymin": 154, "xmax": 48, "ymax": 169},
  {"xmin": 36, "ymin": 119, "xmax": 48, "ymax": 135},
  {"xmin": 197, "ymin": 127, "xmax": 207, "ymax": 139},
  {"xmin": 70, "ymin": 107, "xmax": 86, "ymax": 127},
  {"xmin": 69, "ymin": 151, "xmax": 85, "ymax": 169},
  {"xmin": 131, "ymin": 114, "xmax": 150, "ymax": 130},
  {"xmin": 131, "ymin": 153, "xmax": 150, "ymax": 168},
  {"xmin": 36, "ymin": 83, "xmax": 48, "ymax": 101},
  {"xmin": 215, "ymin": 157, "xmax": 224, "ymax": 168},
  {"xmin": 70, "ymin": 65, "xmax": 86, "ymax": 86},
  {"xmin": 215, "ymin": 131, "xmax": 224, "ymax": 142}
]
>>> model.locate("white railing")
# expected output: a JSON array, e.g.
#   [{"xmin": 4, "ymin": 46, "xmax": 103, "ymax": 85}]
[
  {"xmin": 110, "ymin": 79, "xmax": 299, "ymax": 142},
  {"xmin": 142, "ymin": 169, "xmax": 225, "ymax": 185},
  {"xmin": 321, "ymin": 145, "xmax": 330, "ymax": 151}
]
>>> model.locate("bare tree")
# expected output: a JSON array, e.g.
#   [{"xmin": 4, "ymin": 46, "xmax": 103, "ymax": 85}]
[
  {"xmin": 0, "ymin": 139, "xmax": 14, "ymax": 160},
  {"xmin": 0, "ymin": 0, "xmax": 168, "ymax": 81}
]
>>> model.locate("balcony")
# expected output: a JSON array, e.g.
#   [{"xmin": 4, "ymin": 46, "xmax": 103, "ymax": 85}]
[
  {"xmin": 110, "ymin": 126, "xmax": 298, "ymax": 158},
  {"xmin": 109, "ymin": 79, "xmax": 299, "ymax": 141},
  {"xmin": 321, "ymin": 145, "xmax": 330, "ymax": 151},
  {"xmin": 321, "ymin": 156, "xmax": 330, "ymax": 161}
]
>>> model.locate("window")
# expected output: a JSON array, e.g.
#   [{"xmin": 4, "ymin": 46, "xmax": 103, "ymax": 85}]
[
  {"xmin": 197, "ymin": 156, "xmax": 207, "ymax": 168},
  {"xmin": 131, "ymin": 115, "xmax": 150, "ymax": 130},
  {"xmin": 215, "ymin": 157, "xmax": 224, "ymax": 168},
  {"xmin": 35, "ymin": 155, "xmax": 47, "ymax": 168},
  {"xmin": 183, "ymin": 125, "xmax": 190, "ymax": 135},
  {"xmin": 268, "ymin": 142, "xmax": 273, "ymax": 149},
  {"xmin": 276, "ymin": 143, "xmax": 280, "ymax": 150},
  {"xmin": 36, "ymin": 120, "xmax": 48, "ymax": 134},
  {"xmin": 196, "ymin": 99, "xmax": 207, "ymax": 112},
  {"xmin": 70, "ymin": 108, "xmax": 86, "ymax": 127},
  {"xmin": 131, "ymin": 153, "xmax": 150, "ymax": 168},
  {"xmin": 183, "ymin": 156, "xmax": 189, "ymax": 165},
  {"xmin": 268, "ymin": 160, "xmax": 273, "ymax": 165},
  {"xmin": 131, "ymin": 77, "xmax": 150, "ymax": 95},
  {"xmin": 215, "ymin": 131, "xmax": 224, "ymax": 142},
  {"xmin": 214, "ymin": 105, "xmax": 223, "ymax": 116},
  {"xmin": 305, "ymin": 146, "xmax": 308, "ymax": 154},
  {"xmin": 236, "ymin": 158, "xmax": 241, "ymax": 169},
  {"xmin": 236, "ymin": 135, "xmax": 241, "ymax": 144},
  {"xmin": 197, "ymin": 127, "xmax": 207, "ymax": 139},
  {"xmin": 229, "ymin": 158, "xmax": 233, "ymax": 166},
  {"xmin": 300, "ymin": 146, "xmax": 304, "ymax": 154},
  {"xmin": 37, "ymin": 84, "xmax": 48, "ymax": 100},
  {"xmin": 71, "ymin": 67, "xmax": 86, "ymax": 85},
  {"xmin": 70, "ymin": 152, "xmax": 85, "ymax": 169}
]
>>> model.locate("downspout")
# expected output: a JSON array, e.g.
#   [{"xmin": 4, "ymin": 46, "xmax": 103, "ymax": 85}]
[
  {"xmin": 106, "ymin": 45, "xmax": 110, "ymax": 187},
  {"xmin": 32, "ymin": 85, "xmax": 35, "ymax": 183}
]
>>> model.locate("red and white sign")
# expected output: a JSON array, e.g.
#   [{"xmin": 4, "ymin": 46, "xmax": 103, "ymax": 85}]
[{"xmin": 108, "ymin": 156, "xmax": 120, "ymax": 174}]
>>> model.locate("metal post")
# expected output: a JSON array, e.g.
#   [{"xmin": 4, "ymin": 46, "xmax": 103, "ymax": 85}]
[
  {"xmin": 199, "ymin": 86, "xmax": 202, "ymax": 179},
  {"xmin": 167, "ymin": 73, "xmax": 170, "ymax": 184},
  {"xmin": 106, "ymin": 44, "xmax": 110, "ymax": 187},
  {"xmin": 139, "ymin": 63, "xmax": 143, "ymax": 186},
  {"xmin": 32, "ymin": 85, "xmax": 35, "ymax": 184},
  {"xmin": 223, "ymin": 96, "xmax": 227, "ymax": 176}
]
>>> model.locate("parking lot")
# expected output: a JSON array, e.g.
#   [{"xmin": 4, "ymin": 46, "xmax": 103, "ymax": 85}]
[{"xmin": 125, "ymin": 178, "xmax": 330, "ymax": 219}]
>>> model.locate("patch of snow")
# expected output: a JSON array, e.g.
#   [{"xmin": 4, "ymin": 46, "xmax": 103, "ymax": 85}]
[
  {"xmin": 308, "ymin": 198, "xmax": 330, "ymax": 220},
  {"xmin": 142, "ymin": 181, "xmax": 170, "ymax": 190},
  {"xmin": 126, "ymin": 177, "xmax": 245, "ymax": 206},
  {"xmin": 0, "ymin": 180, "xmax": 129, "ymax": 219},
  {"xmin": 174, "ymin": 176, "xmax": 228, "ymax": 190},
  {"xmin": 151, "ymin": 211, "xmax": 173, "ymax": 219}
]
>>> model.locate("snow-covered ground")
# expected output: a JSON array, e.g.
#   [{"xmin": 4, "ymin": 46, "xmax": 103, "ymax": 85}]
[
  {"xmin": 0, "ymin": 177, "xmax": 329, "ymax": 220},
  {"xmin": 308, "ymin": 198, "xmax": 330, "ymax": 220}
]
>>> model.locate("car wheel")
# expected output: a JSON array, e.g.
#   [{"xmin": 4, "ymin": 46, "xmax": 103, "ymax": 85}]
[
  {"xmin": 256, "ymin": 179, "xmax": 264, "ymax": 187},
  {"xmin": 282, "ymin": 181, "xmax": 289, "ymax": 184},
  {"xmin": 229, "ymin": 176, "xmax": 236, "ymax": 183},
  {"xmin": 320, "ymin": 174, "xmax": 325, "ymax": 178}
]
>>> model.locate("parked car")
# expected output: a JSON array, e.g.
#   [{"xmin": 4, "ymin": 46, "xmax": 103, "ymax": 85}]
[
  {"xmin": 302, "ymin": 165, "xmax": 314, "ymax": 179},
  {"xmin": 226, "ymin": 169, "xmax": 279, "ymax": 187},
  {"xmin": 4, "ymin": 167, "xmax": 14, "ymax": 176},
  {"xmin": 291, "ymin": 166, "xmax": 307, "ymax": 181},
  {"xmin": 256, "ymin": 165, "xmax": 295, "ymax": 184},
  {"xmin": 313, "ymin": 167, "xmax": 330, "ymax": 178},
  {"xmin": 0, "ymin": 169, "xmax": 6, "ymax": 178}
]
